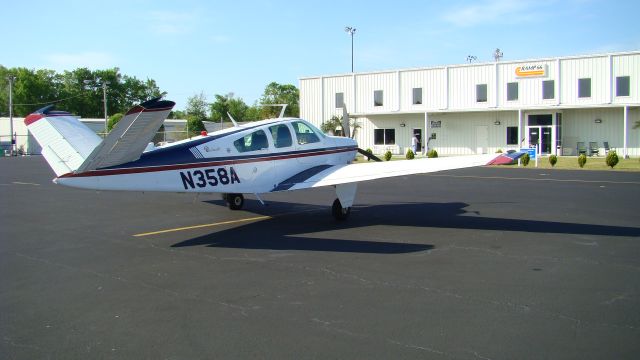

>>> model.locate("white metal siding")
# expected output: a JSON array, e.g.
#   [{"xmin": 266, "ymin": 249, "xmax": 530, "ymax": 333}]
[
  {"xmin": 399, "ymin": 68, "xmax": 447, "ymax": 111},
  {"xmin": 498, "ymin": 60, "xmax": 557, "ymax": 108},
  {"xmin": 612, "ymin": 54, "xmax": 640, "ymax": 104},
  {"xmin": 355, "ymin": 72, "xmax": 398, "ymax": 113},
  {"xmin": 560, "ymin": 56, "xmax": 608, "ymax": 105},
  {"xmin": 448, "ymin": 65, "xmax": 494, "ymax": 110},
  {"xmin": 322, "ymin": 75, "xmax": 352, "ymax": 121},
  {"xmin": 299, "ymin": 78, "xmax": 323, "ymax": 127}
]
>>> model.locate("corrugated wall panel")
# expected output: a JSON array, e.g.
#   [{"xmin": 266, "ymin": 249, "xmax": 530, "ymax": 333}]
[
  {"xmin": 612, "ymin": 54, "xmax": 640, "ymax": 104},
  {"xmin": 399, "ymin": 68, "xmax": 446, "ymax": 111},
  {"xmin": 300, "ymin": 78, "xmax": 323, "ymax": 126},
  {"xmin": 498, "ymin": 60, "xmax": 557, "ymax": 108},
  {"xmin": 560, "ymin": 56, "xmax": 608, "ymax": 105},
  {"xmin": 323, "ymin": 76, "xmax": 352, "ymax": 121},
  {"xmin": 355, "ymin": 72, "xmax": 398, "ymax": 113},
  {"xmin": 562, "ymin": 108, "xmax": 625, "ymax": 154},
  {"xmin": 448, "ymin": 65, "xmax": 494, "ymax": 110}
]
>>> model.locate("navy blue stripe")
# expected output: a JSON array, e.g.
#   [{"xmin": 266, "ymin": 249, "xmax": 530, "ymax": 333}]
[{"xmin": 272, "ymin": 165, "xmax": 334, "ymax": 192}]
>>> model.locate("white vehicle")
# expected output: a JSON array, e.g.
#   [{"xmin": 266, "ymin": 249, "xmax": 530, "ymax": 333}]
[{"xmin": 25, "ymin": 98, "xmax": 521, "ymax": 220}]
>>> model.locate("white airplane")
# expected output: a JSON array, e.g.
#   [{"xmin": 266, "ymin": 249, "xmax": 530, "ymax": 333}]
[{"xmin": 25, "ymin": 98, "xmax": 522, "ymax": 220}]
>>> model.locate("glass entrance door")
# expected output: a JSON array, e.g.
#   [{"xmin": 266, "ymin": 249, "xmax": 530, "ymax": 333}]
[{"xmin": 528, "ymin": 126, "xmax": 552, "ymax": 155}]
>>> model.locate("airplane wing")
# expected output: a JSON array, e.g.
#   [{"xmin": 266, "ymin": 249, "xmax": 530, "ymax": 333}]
[
  {"xmin": 77, "ymin": 98, "xmax": 175, "ymax": 172},
  {"xmin": 272, "ymin": 152, "xmax": 521, "ymax": 192}
]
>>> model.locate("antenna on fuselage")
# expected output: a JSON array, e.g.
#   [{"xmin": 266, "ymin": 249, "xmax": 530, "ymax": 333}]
[{"xmin": 227, "ymin": 112, "xmax": 239, "ymax": 127}]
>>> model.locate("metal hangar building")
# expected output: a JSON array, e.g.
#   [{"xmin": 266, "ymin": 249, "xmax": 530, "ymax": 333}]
[{"xmin": 299, "ymin": 51, "xmax": 640, "ymax": 158}]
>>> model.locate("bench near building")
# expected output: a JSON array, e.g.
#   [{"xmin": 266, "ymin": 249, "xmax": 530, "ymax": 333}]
[{"xmin": 300, "ymin": 51, "xmax": 640, "ymax": 158}]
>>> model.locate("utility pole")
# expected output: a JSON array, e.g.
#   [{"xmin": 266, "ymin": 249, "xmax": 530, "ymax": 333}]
[{"xmin": 7, "ymin": 75, "xmax": 16, "ymax": 156}]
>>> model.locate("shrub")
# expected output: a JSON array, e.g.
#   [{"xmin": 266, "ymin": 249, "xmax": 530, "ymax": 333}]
[
  {"xmin": 521, "ymin": 153, "xmax": 530, "ymax": 166},
  {"xmin": 548, "ymin": 154, "xmax": 558, "ymax": 167},
  {"xmin": 427, "ymin": 149, "xmax": 438, "ymax": 158},
  {"xmin": 496, "ymin": 149, "xmax": 503, "ymax": 153},
  {"xmin": 406, "ymin": 149, "xmax": 415, "ymax": 160},
  {"xmin": 384, "ymin": 150, "xmax": 392, "ymax": 161},
  {"xmin": 578, "ymin": 154, "xmax": 587, "ymax": 168},
  {"xmin": 606, "ymin": 150, "xmax": 619, "ymax": 168},
  {"xmin": 365, "ymin": 148, "xmax": 373, "ymax": 161}
]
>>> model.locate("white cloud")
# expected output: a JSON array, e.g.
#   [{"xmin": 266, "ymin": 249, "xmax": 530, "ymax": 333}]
[
  {"xmin": 44, "ymin": 51, "xmax": 116, "ymax": 71},
  {"xmin": 148, "ymin": 10, "xmax": 197, "ymax": 35},
  {"xmin": 442, "ymin": 0, "xmax": 545, "ymax": 27}
]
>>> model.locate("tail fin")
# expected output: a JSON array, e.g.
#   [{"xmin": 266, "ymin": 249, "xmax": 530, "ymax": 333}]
[
  {"xmin": 25, "ymin": 106, "xmax": 102, "ymax": 176},
  {"xmin": 25, "ymin": 98, "xmax": 175, "ymax": 177}
]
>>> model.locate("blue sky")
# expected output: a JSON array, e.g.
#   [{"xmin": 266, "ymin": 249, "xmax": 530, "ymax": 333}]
[{"xmin": 2, "ymin": 0, "xmax": 639, "ymax": 111}]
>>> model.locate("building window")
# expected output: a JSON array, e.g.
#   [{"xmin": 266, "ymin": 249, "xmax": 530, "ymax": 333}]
[
  {"xmin": 335, "ymin": 92, "xmax": 344, "ymax": 108},
  {"xmin": 412, "ymin": 88, "xmax": 422, "ymax": 105},
  {"xmin": 507, "ymin": 126, "xmax": 518, "ymax": 145},
  {"xmin": 616, "ymin": 76, "xmax": 630, "ymax": 97},
  {"xmin": 578, "ymin": 78, "xmax": 591, "ymax": 98},
  {"xmin": 542, "ymin": 80, "xmax": 555, "ymax": 100},
  {"xmin": 374, "ymin": 128, "xmax": 395, "ymax": 145},
  {"xmin": 507, "ymin": 82, "xmax": 518, "ymax": 101},
  {"xmin": 476, "ymin": 84, "xmax": 487, "ymax": 102},
  {"xmin": 374, "ymin": 90, "xmax": 384, "ymax": 106}
]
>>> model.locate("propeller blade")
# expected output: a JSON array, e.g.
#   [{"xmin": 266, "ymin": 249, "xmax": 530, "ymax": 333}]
[
  {"xmin": 341, "ymin": 106, "xmax": 351, "ymax": 138},
  {"xmin": 357, "ymin": 148, "xmax": 382, "ymax": 162}
]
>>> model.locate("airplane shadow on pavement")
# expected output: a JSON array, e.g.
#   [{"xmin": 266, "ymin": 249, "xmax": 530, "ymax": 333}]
[{"xmin": 170, "ymin": 200, "xmax": 640, "ymax": 254}]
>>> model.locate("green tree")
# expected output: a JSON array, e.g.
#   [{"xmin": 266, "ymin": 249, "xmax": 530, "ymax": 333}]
[
  {"xmin": 210, "ymin": 93, "xmax": 251, "ymax": 123},
  {"xmin": 107, "ymin": 113, "xmax": 124, "ymax": 131},
  {"xmin": 259, "ymin": 82, "xmax": 299, "ymax": 118},
  {"xmin": 184, "ymin": 92, "xmax": 208, "ymax": 136}
]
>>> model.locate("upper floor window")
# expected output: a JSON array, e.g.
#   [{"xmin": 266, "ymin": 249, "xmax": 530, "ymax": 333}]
[
  {"xmin": 542, "ymin": 80, "xmax": 555, "ymax": 100},
  {"xmin": 269, "ymin": 124, "xmax": 292, "ymax": 148},
  {"xmin": 335, "ymin": 92, "xmax": 344, "ymax": 108},
  {"xmin": 507, "ymin": 82, "xmax": 518, "ymax": 101},
  {"xmin": 412, "ymin": 88, "xmax": 422, "ymax": 105},
  {"xmin": 374, "ymin": 90, "xmax": 384, "ymax": 106},
  {"xmin": 616, "ymin": 76, "xmax": 630, "ymax": 97},
  {"xmin": 578, "ymin": 78, "xmax": 591, "ymax": 98},
  {"xmin": 234, "ymin": 129, "xmax": 269, "ymax": 153},
  {"xmin": 291, "ymin": 121, "xmax": 320, "ymax": 145},
  {"xmin": 476, "ymin": 84, "xmax": 487, "ymax": 102}
]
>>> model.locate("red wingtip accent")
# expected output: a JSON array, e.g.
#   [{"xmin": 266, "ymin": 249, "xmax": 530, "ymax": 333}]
[
  {"xmin": 487, "ymin": 154, "xmax": 514, "ymax": 165},
  {"xmin": 24, "ymin": 114, "xmax": 44, "ymax": 126},
  {"xmin": 201, "ymin": 130, "xmax": 208, "ymax": 136}
]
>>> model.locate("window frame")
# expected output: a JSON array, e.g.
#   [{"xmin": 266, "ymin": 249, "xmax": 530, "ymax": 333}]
[
  {"xmin": 542, "ymin": 80, "xmax": 555, "ymax": 100},
  {"xmin": 412, "ymin": 87, "xmax": 423, "ymax": 105},
  {"xmin": 291, "ymin": 121, "xmax": 321, "ymax": 145},
  {"xmin": 335, "ymin": 92, "xmax": 344, "ymax": 108},
  {"xmin": 578, "ymin": 78, "xmax": 591, "ymax": 98},
  {"xmin": 616, "ymin": 76, "xmax": 630, "ymax": 97},
  {"xmin": 506, "ymin": 126, "xmax": 518, "ymax": 145},
  {"xmin": 374, "ymin": 128, "xmax": 396, "ymax": 145},
  {"xmin": 507, "ymin": 82, "xmax": 519, "ymax": 101},
  {"xmin": 476, "ymin": 84, "xmax": 488, "ymax": 103},
  {"xmin": 374, "ymin": 90, "xmax": 384, "ymax": 107}
]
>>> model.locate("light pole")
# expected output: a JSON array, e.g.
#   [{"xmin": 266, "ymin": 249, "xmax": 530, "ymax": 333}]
[
  {"xmin": 84, "ymin": 78, "xmax": 110, "ymax": 135},
  {"xmin": 6, "ymin": 75, "xmax": 16, "ymax": 156},
  {"xmin": 344, "ymin": 26, "xmax": 356, "ymax": 72}
]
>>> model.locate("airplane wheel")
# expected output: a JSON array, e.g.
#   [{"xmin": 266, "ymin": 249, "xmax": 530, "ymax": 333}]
[
  {"xmin": 331, "ymin": 198, "xmax": 350, "ymax": 221},
  {"xmin": 228, "ymin": 193, "xmax": 244, "ymax": 210}
]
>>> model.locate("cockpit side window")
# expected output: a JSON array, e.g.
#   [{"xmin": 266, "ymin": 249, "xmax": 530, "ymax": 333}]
[
  {"xmin": 269, "ymin": 124, "xmax": 293, "ymax": 148},
  {"xmin": 292, "ymin": 121, "xmax": 320, "ymax": 145},
  {"xmin": 233, "ymin": 129, "xmax": 269, "ymax": 152}
]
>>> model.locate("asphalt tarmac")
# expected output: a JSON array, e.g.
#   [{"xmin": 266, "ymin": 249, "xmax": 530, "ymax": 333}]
[{"xmin": 2, "ymin": 156, "xmax": 639, "ymax": 359}]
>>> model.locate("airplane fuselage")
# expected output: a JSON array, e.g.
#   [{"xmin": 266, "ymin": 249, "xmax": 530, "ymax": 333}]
[{"xmin": 55, "ymin": 118, "xmax": 357, "ymax": 194}]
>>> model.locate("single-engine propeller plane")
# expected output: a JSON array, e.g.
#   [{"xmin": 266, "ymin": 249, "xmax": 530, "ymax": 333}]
[{"xmin": 25, "ymin": 98, "xmax": 523, "ymax": 220}]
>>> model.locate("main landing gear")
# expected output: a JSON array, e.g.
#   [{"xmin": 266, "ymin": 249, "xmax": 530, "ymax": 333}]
[
  {"xmin": 223, "ymin": 193, "xmax": 244, "ymax": 210},
  {"xmin": 332, "ymin": 198, "xmax": 351, "ymax": 221}
]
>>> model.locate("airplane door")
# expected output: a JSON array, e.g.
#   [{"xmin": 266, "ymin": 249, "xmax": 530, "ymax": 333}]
[{"xmin": 291, "ymin": 121, "xmax": 323, "ymax": 165}]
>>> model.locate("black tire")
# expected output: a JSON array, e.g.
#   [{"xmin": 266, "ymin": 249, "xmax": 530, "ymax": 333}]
[
  {"xmin": 331, "ymin": 198, "xmax": 350, "ymax": 221},
  {"xmin": 228, "ymin": 193, "xmax": 244, "ymax": 210}
]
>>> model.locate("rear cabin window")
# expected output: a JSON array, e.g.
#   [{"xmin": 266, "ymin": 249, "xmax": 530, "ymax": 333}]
[
  {"xmin": 291, "ymin": 121, "xmax": 320, "ymax": 145},
  {"xmin": 233, "ymin": 129, "xmax": 269, "ymax": 152},
  {"xmin": 269, "ymin": 124, "xmax": 293, "ymax": 148}
]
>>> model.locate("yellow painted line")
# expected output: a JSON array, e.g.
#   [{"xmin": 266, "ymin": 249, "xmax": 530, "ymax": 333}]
[
  {"xmin": 426, "ymin": 174, "xmax": 640, "ymax": 185},
  {"xmin": 133, "ymin": 215, "xmax": 271, "ymax": 237}
]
